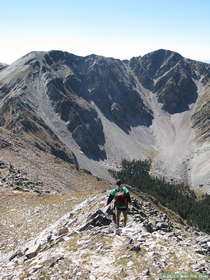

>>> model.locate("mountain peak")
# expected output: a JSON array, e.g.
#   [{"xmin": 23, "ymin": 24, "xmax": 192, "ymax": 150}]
[
  {"xmin": 140, "ymin": 49, "xmax": 183, "ymax": 77},
  {"xmin": 146, "ymin": 48, "xmax": 183, "ymax": 57}
]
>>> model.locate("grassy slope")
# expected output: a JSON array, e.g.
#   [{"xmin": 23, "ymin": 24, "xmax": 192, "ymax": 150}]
[
  {"xmin": 0, "ymin": 189, "xmax": 99, "ymax": 254},
  {"xmin": 0, "ymin": 128, "xmax": 110, "ymax": 254}
]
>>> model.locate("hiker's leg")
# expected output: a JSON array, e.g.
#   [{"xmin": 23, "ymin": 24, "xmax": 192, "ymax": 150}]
[
  {"xmin": 116, "ymin": 209, "xmax": 121, "ymax": 228},
  {"xmin": 112, "ymin": 208, "xmax": 116, "ymax": 224},
  {"xmin": 122, "ymin": 209, "xmax": 128, "ymax": 226}
]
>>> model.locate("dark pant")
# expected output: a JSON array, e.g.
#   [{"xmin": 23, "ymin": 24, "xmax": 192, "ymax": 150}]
[{"xmin": 116, "ymin": 208, "xmax": 128, "ymax": 227}]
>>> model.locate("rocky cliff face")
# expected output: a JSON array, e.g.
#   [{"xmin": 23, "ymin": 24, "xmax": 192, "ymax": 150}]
[
  {"xmin": 130, "ymin": 50, "xmax": 199, "ymax": 113},
  {"xmin": 0, "ymin": 49, "xmax": 209, "ymax": 191},
  {"xmin": 0, "ymin": 190, "xmax": 209, "ymax": 279}
]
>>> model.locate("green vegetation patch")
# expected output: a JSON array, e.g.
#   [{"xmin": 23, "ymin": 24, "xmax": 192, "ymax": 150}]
[
  {"xmin": 64, "ymin": 233, "xmax": 80, "ymax": 252},
  {"xmin": 110, "ymin": 159, "xmax": 210, "ymax": 234}
]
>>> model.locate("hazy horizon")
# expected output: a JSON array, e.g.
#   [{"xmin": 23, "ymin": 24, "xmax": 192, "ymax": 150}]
[
  {"xmin": 1, "ymin": 0, "xmax": 210, "ymax": 64},
  {"xmin": 1, "ymin": 48, "xmax": 210, "ymax": 65}
]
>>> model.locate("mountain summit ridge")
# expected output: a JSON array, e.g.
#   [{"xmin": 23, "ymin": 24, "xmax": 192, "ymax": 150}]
[{"xmin": 0, "ymin": 49, "xmax": 209, "ymax": 192}]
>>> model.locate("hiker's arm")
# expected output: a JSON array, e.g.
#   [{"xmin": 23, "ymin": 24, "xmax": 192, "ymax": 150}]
[
  {"xmin": 107, "ymin": 194, "xmax": 114, "ymax": 205},
  {"xmin": 126, "ymin": 192, "xmax": 131, "ymax": 203}
]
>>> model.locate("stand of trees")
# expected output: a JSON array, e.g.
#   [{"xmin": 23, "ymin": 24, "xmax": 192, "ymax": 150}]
[{"xmin": 110, "ymin": 159, "xmax": 210, "ymax": 233}]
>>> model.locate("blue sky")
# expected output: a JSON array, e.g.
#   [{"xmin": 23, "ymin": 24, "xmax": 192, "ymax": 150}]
[{"xmin": 1, "ymin": 0, "xmax": 210, "ymax": 63}]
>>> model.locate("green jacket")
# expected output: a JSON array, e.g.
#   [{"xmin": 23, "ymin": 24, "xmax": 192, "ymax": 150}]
[{"xmin": 107, "ymin": 186, "xmax": 131, "ymax": 209}]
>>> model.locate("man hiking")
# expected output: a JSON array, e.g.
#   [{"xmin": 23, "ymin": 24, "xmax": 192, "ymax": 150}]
[{"xmin": 107, "ymin": 179, "xmax": 131, "ymax": 228}]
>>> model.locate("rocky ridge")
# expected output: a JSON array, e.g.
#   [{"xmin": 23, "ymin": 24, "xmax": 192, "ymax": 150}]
[{"xmin": 0, "ymin": 191, "xmax": 209, "ymax": 280}]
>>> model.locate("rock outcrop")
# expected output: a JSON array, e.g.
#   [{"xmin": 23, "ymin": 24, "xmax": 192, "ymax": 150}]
[{"xmin": 0, "ymin": 160, "xmax": 46, "ymax": 194}]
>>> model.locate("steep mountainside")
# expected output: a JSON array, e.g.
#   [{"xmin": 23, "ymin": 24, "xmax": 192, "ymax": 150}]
[
  {"xmin": 0, "ymin": 127, "xmax": 107, "ymax": 193},
  {"xmin": 0, "ymin": 49, "xmax": 209, "ymax": 192}
]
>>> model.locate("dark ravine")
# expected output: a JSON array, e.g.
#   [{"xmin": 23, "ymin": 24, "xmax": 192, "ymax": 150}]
[{"xmin": 0, "ymin": 49, "xmax": 209, "ymax": 191}]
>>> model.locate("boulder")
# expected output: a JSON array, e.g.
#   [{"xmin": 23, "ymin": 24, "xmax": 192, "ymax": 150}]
[
  {"xmin": 80, "ymin": 209, "xmax": 112, "ymax": 231},
  {"xmin": 25, "ymin": 244, "xmax": 41, "ymax": 259},
  {"xmin": 9, "ymin": 250, "xmax": 24, "ymax": 261},
  {"xmin": 56, "ymin": 227, "xmax": 69, "ymax": 236}
]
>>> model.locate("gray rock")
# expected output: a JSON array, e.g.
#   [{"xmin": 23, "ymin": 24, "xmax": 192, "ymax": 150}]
[
  {"xmin": 25, "ymin": 244, "xmax": 41, "ymax": 259},
  {"xmin": 80, "ymin": 210, "xmax": 112, "ymax": 231},
  {"xmin": 49, "ymin": 256, "xmax": 64, "ymax": 268},
  {"xmin": 56, "ymin": 227, "xmax": 69, "ymax": 236},
  {"xmin": 143, "ymin": 221, "xmax": 156, "ymax": 233},
  {"xmin": 9, "ymin": 250, "xmax": 24, "ymax": 261},
  {"xmin": 0, "ymin": 161, "xmax": 8, "ymax": 168},
  {"xmin": 130, "ymin": 245, "xmax": 141, "ymax": 252},
  {"xmin": 30, "ymin": 265, "xmax": 43, "ymax": 273},
  {"xmin": 156, "ymin": 221, "xmax": 172, "ymax": 232}
]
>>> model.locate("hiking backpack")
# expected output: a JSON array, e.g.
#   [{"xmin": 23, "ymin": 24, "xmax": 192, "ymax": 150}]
[{"xmin": 114, "ymin": 189, "xmax": 128, "ymax": 207}]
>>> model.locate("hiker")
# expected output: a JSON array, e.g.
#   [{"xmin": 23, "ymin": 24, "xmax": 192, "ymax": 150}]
[{"xmin": 107, "ymin": 179, "xmax": 131, "ymax": 227}]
